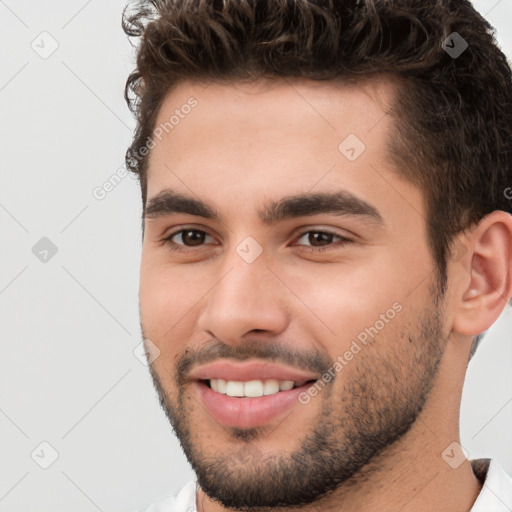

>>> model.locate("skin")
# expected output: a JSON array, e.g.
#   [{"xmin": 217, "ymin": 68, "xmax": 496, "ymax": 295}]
[{"xmin": 139, "ymin": 77, "xmax": 512, "ymax": 512}]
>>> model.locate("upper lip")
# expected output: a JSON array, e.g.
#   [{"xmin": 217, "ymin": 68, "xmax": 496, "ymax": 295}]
[{"xmin": 189, "ymin": 360, "xmax": 319, "ymax": 383}]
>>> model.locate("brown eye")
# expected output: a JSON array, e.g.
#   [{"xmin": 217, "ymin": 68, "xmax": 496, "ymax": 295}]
[
  {"xmin": 180, "ymin": 230, "xmax": 206, "ymax": 246},
  {"xmin": 305, "ymin": 231, "xmax": 335, "ymax": 246},
  {"xmin": 294, "ymin": 230, "xmax": 352, "ymax": 253},
  {"xmin": 166, "ymin": 229, "xmax": 214, "ymax": 249}
]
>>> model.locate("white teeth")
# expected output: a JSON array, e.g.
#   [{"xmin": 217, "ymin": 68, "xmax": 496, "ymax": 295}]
[
  {"xmin": 279, "ymin": 380, "xmax": 294, "ymax": 391},
  {"xmin": 208, "ymin": 378, "xmax": 299, "ymax": 397},
  {"xmin": 217, "ymin": 379, "xmax": 227, "ymax": 394},
  {"xmin": 263, "ymin": 379, "xmax": 280, "ymax": 395},
  {"xmin": 244, "ymin": 380, "xmax": 264, "ymax": 397},
  {"xmin": 226, "ymin": 381, "xmax": 244, "ymax": 397}
]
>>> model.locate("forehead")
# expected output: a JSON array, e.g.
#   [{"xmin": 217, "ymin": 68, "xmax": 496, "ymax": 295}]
[
  {"xmin": 145, "ymin": 76, "xmax": 421, "ymax": 224},
  {"xmin": 148, "ymin": 77, "xmax": 397, "ymax": 170}
]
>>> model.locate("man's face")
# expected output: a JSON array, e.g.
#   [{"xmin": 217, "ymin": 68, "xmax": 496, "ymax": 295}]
[{"xmin": 139, "ymin": 78, "xmax": 449, "ymax": 508}]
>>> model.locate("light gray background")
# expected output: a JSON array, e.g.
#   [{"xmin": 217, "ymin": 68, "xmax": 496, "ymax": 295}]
[{"xmin": 0, "ymin": 1, "xmax": 511, "ymax": 511}]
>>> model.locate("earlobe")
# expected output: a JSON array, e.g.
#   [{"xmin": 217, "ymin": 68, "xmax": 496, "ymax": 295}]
[{"xmin": 453, "ymin": 211, "xmax": 512, "ymax": 336}]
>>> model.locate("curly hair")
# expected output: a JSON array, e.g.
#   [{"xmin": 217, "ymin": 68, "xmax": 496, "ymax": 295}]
[{"xmin": 123, "ymin": 0, "xmax": 512, "ymax": 354}]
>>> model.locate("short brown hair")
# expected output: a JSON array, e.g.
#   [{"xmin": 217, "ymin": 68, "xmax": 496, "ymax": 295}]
[{"xmin": 123, "ymin": 0, "xmax": 512, "ymax": 333}]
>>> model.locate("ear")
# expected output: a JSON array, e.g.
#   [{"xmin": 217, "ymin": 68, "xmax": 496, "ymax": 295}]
[{"xmin": 452, "ymin": 211, "xmax": 512, "ymax": 336}]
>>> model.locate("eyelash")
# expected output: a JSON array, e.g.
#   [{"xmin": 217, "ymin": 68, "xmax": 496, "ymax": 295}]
[{"xmin": 162, "ymin": 228, "xmax": 352, "ymax": 253}]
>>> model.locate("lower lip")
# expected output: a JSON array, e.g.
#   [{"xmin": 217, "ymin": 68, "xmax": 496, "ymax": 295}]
[{"xmin": 195, "ymin": 381, "xmax": 314, "ymax": 428}]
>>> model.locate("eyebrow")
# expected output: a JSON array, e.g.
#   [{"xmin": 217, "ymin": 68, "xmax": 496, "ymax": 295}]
[{"xmin": 145, "ymin": 189, "xmax": 384, "ymax": 226}]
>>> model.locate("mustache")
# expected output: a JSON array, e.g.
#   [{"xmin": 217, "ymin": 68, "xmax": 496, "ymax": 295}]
[{"xmin": 175, "ymin": 340, "xmax": 333, "ymax": 385}]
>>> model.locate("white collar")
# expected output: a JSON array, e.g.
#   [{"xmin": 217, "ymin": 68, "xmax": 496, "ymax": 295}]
[
  {"xmin": 136, "ymin": 459, "xmax": 512, "ymax": 511},
  {"xmin": 470, "ymin": 459, "xmax": 512, "ymax": 511}
]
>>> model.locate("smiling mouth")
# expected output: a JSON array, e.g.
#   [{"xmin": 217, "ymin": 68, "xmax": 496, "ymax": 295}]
[{"xmin": 203, "ymin": 378, "xmax": 317, "ymax": 398}]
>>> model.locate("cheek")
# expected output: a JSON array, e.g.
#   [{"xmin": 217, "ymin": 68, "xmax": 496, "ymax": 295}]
[
  {"xmin": 284, "ymin": 259, "xmax": 407, "ymax": 344},
  {"xmin": 139, "ymin": 260, "xmax": 213, "ymax": 346}
]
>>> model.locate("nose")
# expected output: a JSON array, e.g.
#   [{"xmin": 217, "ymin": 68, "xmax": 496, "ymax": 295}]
[{"xmin": 196, "ymin": 247, "xmax": 290, "ymax": 345}]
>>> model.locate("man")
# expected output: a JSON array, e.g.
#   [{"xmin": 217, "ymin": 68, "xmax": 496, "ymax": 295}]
[{"xmin": 123, "ymin": 1, "xmax": 512, "ymax": 511}]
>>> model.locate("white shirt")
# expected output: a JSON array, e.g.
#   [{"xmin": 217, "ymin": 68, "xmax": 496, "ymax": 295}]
[{"xmin": 135, "ymin": 459, "xmax": 512, "ymax": 512}]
